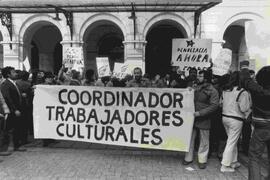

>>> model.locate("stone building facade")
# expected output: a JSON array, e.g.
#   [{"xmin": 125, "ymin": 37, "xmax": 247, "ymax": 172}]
[{"xmin": 0, "ymin": 0, "xmax": 269, "ymax": 75}]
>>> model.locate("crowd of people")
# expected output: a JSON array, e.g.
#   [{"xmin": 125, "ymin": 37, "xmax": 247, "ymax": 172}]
[{"xmin": 0, "ymin": 61, "xmax": 269, "ymax": 180}]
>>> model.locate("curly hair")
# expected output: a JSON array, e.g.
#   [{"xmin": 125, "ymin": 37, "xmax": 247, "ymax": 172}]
[
  {"xmin": 85, "ymin": 69, "xmax": 95, "ymax": 82},
  {"xmin": 1, "ymin": 66, "xmax": 15, "ymax": 78},
  {"xmin": 198, "ymin": 69, "xmax": 212, "ymax": 83},
  {"xmin": 223, "ymin": 71, "xmax": 241, "ymax": 91},
  {"xmin": 256, "ymin": 66, "xmax": 270, "ymax": 88}
]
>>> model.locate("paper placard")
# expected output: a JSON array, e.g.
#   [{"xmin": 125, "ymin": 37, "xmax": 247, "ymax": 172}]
[
  {"xmin": 63, "ymin": 47, "xmax": 84, "ymax": 71},
  {"xmin": 96, "ymin": 57, "xmax": 111, "ymax": 78},
  {"xmin": 212, "ymin": 48, "xmax": 232, "ymax": 76},
  {"xmin": 171, "ymin": 38, "xmax": 212, "ymax": 72}
]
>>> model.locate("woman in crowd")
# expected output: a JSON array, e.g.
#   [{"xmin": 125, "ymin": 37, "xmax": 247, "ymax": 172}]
[
  {"xmin": 239, "ymin": 66, "xmax": 270, "ymax": 180},
  {"xmin": 220, "ymin": 71, "xmax": 252, "ymax": 172}
]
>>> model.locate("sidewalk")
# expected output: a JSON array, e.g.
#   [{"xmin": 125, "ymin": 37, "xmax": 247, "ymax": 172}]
[{"xmin": 0, "ymin": 140, "xmax": 250, "ymax": 180}]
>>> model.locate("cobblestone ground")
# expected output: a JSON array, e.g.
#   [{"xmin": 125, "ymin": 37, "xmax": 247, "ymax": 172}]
[{"xmin": 0, "ymin": 141, "xmax": 250, "ymax": 180}]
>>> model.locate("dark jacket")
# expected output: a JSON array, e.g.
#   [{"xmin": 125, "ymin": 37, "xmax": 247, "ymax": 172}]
[
  {"xmin": 240, "ymin": 69, "xmax": 270, "ymax": 127},
  {"xmin": 194, "ymin": 83, "xmax": 219, "ymax": 129},
  {"xmin": 0, "ymin": 79, "xmax": 22, "ymax": 113},
  {"xmin": 16, "ymin": 79, "xmax": 32, "ymax": 107}
]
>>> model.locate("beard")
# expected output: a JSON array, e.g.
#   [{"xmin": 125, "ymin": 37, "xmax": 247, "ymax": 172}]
[{"xmin": 135, "ymin": 76, "xmax": 141, "ymax": 82}]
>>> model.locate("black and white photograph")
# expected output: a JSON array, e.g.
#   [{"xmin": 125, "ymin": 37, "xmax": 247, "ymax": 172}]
[{"xmin": 0, "ymin": 0, "xmax": 270, "ymax": 179}]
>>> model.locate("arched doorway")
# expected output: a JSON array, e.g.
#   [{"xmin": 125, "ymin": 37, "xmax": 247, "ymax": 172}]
[
  {"xmin": 223, "ymin": 20, "xmax": 248, "ymax": 71},
  {"xmin": 83, "ymin": 20, "xmax": 124, "ymax": 72},
  {"xmin": 30, "ymin": 41, "xmax": 39, "ymax": 70},
  {"xmin": 145, "ymin": 20, "xmax": 186, "ymax": 78},
  {"xmin": 23, "ymin": 21, "xmax": 62, "ymax": 74},
  {"xmin": 0, "ymin": 32, "xmax": 3, "ymax": 68}
]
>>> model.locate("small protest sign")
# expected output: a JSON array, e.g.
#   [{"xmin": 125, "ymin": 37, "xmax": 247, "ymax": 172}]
[
  {"xmin": 212, "ymin": 48, "xmax": 232, "ymax": 76},
  {"xmin": 63, "ymin": 47, "xmax": 84, "ymax": 71},
  {"xmin": 113, "ymin": 62, "xmax": 129, "ymax": 79},
  {"xmin": 113, "ymin": 60, "xmax": 143, "ymax": 79},
  {"xmin": 96, "ymin": 57, "xmax": 111, "ymax": 77},
  {"xmin": 171, "ymin": 39, "xmax": 212, "ymax": 72}
]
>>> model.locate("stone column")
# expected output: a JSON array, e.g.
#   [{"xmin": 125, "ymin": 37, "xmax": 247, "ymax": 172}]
[
  {"xmin": 123, "ymin": 33, "xmax": 147, "ymax": 73},
  {"xmin": 0, "ymin": 41, "xmax": 21, "ymax": 69}
]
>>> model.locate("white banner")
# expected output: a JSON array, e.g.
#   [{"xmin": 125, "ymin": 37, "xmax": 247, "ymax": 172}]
[
  {"xmin": 96, "ymin": 57, "xmax": 111, "ymax": 78},
  {"xmin": 171, "ymin": 39, "xmax": 212, "ymax": 72},
  {"xmin": 212, "ymin": 48, "xmax": 232, "ymax": 76},
  {"xmin": 33, "ymin": 85, "xmax": 195, "ymax": 152},
  {"xmin": 63, "ymin": 47, "xmax": 84, "ymax": 71}
]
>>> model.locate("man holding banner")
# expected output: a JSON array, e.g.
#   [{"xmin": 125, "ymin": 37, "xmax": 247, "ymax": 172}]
[
  {"xmin": 126, "ymin": 67, "xmax": 151, "ymax": 88},
  {"xmin": 183, "ymin": 69, "xmax": 219, "ymax": 169}
]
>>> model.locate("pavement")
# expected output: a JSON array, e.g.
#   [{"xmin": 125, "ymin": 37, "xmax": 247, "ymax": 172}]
[{"xmin": 0, "ymin": 140, "xmax": 255, "ymax": 180}]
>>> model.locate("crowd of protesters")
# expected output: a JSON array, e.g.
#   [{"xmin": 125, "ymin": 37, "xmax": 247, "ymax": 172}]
[{"xmin": 0, "ymin": 61, "xmax": 269, "ymax": 180}]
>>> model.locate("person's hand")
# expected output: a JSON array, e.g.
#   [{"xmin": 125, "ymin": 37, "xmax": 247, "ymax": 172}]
[
  {"xmin": 15, "ymin": 110, "xmax": 21, "ymax": 117},
  {"xmin": 187, "ymin": 87, "xmax": 193, "ymax": 91},
  {"xmin": 171, "ymin": 80, "xmax": 177, "ymax": 87},
  {"xmin": 4, "ymin": 114, "xmax": 8, "ymax": 120},
  {"xmin": 22, "ymin": 93, "xmax": 27, "ymax": 98},
  {"xmin": 155, "ymin": 75, "xmax": 160, "ymax": 81},
  {"xmin": 194, "ymin": 111, "xmax": 200, "ymax": 117}
]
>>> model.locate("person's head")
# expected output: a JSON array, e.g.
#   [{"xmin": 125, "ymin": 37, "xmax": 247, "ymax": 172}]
[
  {"xmin": 171, "ymin": 66, "xmax": 178, "ymax": 72},
  {"xmin": 249, "ymin": 70, "xmax": 255, "ymax": 80},
  {"xmin": 101, "ymin": 76, "xmax": 110, "ymax": 85},
  {"xmin": 223, "ymin": 71, "xmax": 240, "ymax": 90},
  {"xmin": 256, "ymin": 66, "xmax": 270, "ymax": 88},
  {"xmin": 212, "ymin": 75, "xmax": 220, "ymax": 85},
  {"xmin": 37, "ymin": 71, "xmax": 45, "ymax": 79},
  {"xmin": 133, "ymin": 67, "xmax": 142, "ymax": 81},
  {"xmin": 143, "ymin": 73, "xmax": 150, "ymax": 79},
  {"xmin": 15, "ymin": 70, "xmax": 22, "ymax": 80},
  {"xmin": 71, "ymin": 70, "xmax": 81, "ymax": 80},
  {"xmin": 197, "ymin": 70, "xmax": 212, "ymax": 84},
  {"xmin": 154, "ymin": 74, "xmax": 160, "ymax": 81},
  {"xmin": 20, "ymin": 71, "xmax": 30, "ymax": 81},
  {"xmin": 189, "ymin": 67, "xmax": 197, "ymax": 77},
  {"xmin": 177, "ymin": 68, "xmax": 184, "ymax": 76},
  {"xmin": 219, "ymin": 73, "xmax": 231, "ymax": 89},
  {"xmin": 165, "ymin": 74, "xmax": 170, "ymax": 80},
  {"xmin": 85, "ymin": 69, "xmax": 95, "ymax": 82},
  {"xmin": 240, "ymin": 60, "xmax": 250, "ymax": 70},
  {"xmin": 1, "ymin": 66, "xmax": 16, "ymax": 80},
  {"xmin": 124, "ymin": 74, "xmax": 133, "ymax": 82},
  {"xmin": 44, "ymin": 71, "xmax": 54, "ymax": 84}
]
